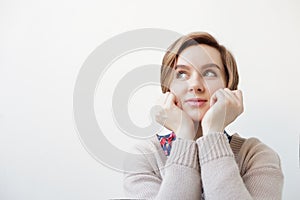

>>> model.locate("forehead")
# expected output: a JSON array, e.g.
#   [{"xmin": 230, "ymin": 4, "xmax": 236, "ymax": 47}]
[{"xmin": 177, "ymin": 44, "xmax": 223, "ymax": 70}]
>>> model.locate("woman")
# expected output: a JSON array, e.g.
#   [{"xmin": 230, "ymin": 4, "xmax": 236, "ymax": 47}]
[{"xmin": 123, "ymin": 32, "xmax": 284, "ymax": 199}]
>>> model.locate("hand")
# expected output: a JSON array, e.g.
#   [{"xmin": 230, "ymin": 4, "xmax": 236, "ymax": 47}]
[
  {"xmin": 154, "ymin": 92, "xmax": 195, "ymax": 140},
  {"xmin": 201, "ymin": 88, "xmax": 244, "ymax": 135}
]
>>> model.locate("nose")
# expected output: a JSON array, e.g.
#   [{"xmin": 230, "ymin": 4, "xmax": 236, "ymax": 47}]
[{"xmin": 188, "ymin": 72, "xmax": 205, "ymax": 93}]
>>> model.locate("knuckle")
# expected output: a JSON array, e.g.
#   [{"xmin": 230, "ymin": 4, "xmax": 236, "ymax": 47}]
[
  {"xmin": 240, "ymin": 106, "xmax": 244, "ymax": 113},
  {"xmin": 217, "ymin": 88, "xmax": 223, "ymax": 93},
  {"xmin": 224, "ymin": 98, "xmax": 230, "ymax": 106}
]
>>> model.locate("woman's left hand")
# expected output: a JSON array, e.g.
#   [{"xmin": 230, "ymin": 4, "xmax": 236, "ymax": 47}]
[{"xmin": 201, "ymin": 88, "xmax": 244, "ymax": 135}]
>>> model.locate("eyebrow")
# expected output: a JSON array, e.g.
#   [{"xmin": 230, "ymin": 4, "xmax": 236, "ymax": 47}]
[{"xmin": 175, "ymin": 63, "xmax": 221, "ymax": 70}]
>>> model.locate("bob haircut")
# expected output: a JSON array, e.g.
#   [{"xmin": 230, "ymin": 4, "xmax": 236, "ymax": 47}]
[{"xmin": 160, "ymin": 32, "xmax": 239, "ymax": 93}]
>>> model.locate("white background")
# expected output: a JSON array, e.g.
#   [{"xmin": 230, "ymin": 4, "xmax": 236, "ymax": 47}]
[{"xmin": 1, "ymin": 0, "xmax": 300, "ymax": 199}]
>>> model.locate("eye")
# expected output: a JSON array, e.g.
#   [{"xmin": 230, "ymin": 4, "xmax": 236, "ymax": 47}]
[
  {"xmin": 175, "ymin": 70, "xmax": 189, "ymax": 80},
  {"xmin": 203, "ymin": 70, "xmax": 217, "ymax": 77}
]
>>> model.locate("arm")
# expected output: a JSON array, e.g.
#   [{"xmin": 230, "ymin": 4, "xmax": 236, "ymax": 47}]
[
  {"xmin": 124, "ymin": 92, "xmax": 203, "ymax": 199},
  {"xmin": 197, "ymin": 133, "xmax": 283, "ymax": 200},
  {"xmin": 238, "ymin": 137, "xmax": 284, "ymax": 199},
  {"xmin": 123, "ymin": 138, "xmax": 202, "ymax": 200}
]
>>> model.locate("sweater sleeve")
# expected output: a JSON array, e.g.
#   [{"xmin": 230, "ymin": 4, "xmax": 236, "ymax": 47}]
[
  {"xmin": 123, "ymin": 138, "xmax": 202, "ymax": 200},
  {"xmin": 196, "ymin": 132, "xmax": 284, "ymax": 200}
]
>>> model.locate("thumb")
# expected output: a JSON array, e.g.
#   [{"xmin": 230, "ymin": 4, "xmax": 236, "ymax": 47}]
[
  {"xmin": 175, "ymin": 96, "xmax": 183, "ymax": 109},
  {"xmin": 210, "ymin": 92, "xmax": 218, "ymax": 107}
]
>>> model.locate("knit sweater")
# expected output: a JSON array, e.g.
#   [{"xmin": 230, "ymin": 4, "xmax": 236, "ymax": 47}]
[{"xmin": 123, "ymin": 132, "xmax": 284, "ymax": 200}]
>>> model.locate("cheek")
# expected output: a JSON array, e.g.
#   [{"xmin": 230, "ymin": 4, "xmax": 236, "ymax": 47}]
[
  {"xmin": 205, "ymin": 80, "xmax": 226, "ymax": 96},
  {"xmin": 170, "ymin": 82, "xmax": 187, "ymax": 98},
  {"xmin": 169, "ymin": 82, "xmax": 186, "ymax": 95},
  {"xmin": 169, "ymin": 82, "xmax": 188, "ymax": 105}
]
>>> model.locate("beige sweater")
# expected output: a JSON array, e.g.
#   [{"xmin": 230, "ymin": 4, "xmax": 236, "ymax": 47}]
[{"xmin": 123, "ymin": 132, "xmax": 284, "ymax": 200}]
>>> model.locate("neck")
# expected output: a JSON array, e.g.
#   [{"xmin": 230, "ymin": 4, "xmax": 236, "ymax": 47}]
[{"xmin": 194, "ymin": 122, "xmax": 203, "ymax": 140}]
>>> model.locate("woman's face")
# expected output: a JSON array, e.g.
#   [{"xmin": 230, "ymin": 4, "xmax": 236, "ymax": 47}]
[{"xmin": 169, "ymin": 44, "xmax": 227, "ymax": 122}]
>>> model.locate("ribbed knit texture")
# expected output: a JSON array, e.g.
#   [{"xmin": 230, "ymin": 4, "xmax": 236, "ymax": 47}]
[
  {"xmin": 229, "ymin": 133, "xmax": 246, "ymax": 160},
  {"xmin": 166, "ymin": 138, "xmax": 199, "ymax": 169},
  {"xmin": 197, "ymin": 132, "xmax": 234, "ymax": 165},
  {"xmin": 123, "ymin": 133, "xmax": 284, "ymax": 200}
]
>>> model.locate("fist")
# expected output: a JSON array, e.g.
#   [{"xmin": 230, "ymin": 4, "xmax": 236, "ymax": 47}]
[
  {"xmin": 201, "ymin": 88, "xmax": 244, "ymax": 135},
  {"xmin": 154, "ymin": 92, "xmax": 195, "ymax": 140}
]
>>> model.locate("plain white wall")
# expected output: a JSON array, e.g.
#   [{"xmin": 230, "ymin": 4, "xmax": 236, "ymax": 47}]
[{"xmin": 1, "ymin": 0, "xmax": 300, "ymax": 199}]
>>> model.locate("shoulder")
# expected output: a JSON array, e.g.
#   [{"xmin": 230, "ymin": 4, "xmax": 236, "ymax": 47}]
[
  {"xmin": 232, "ymin": 134, "xmax": 282, "ymax": 171},
  {"xmin": 123, "ymin": 135, "xmax": 165, "ymax": 174},
  {"xmin": 134, "ymin": 135, "xmax": 162, "ymax": 154}
]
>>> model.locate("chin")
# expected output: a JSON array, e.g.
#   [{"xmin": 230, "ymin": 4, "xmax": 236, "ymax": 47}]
[
  {"xmin": 188, "ymin": 113, "xmax": 205, "ymax": 123},
  {"xmin": 183, "ymin": 107, "xmax": 207, "ymax": 123}
]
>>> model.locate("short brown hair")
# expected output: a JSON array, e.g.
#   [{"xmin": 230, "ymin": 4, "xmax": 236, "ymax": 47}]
[{"xmin": 160, "ymin": 32, "xmax": 239, "ymax": 93}]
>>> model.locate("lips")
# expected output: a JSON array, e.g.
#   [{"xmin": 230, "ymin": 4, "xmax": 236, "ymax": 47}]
[{"xmin": 185, "ymin": 98, "xmax": 207, "ymax": 107}]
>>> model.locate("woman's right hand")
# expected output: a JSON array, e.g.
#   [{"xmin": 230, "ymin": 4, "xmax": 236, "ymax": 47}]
[{"xmin": 154, "ymin": 92, "xmax": 195, "ymax": 140}]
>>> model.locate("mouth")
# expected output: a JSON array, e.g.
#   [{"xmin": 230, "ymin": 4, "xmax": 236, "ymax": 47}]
[{"xmin": 184, "ymin": 98, "xmax": 207, "ymax": 107}]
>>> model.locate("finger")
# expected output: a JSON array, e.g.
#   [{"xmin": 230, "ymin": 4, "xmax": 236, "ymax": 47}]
[
  {"xmin": 155, "ymin": 92, "xmax": 168, "ymax": 106},
  {"xmin": 175, "ymin": 95, "xmax": 183, "ymax": 109},
  {"xmin": 210, "ymin": 92, "xmax": 217, "ymax": 107},
  {"xmin": 165, "ymin": 92, "xmax": 177, "ymax": 108},
  {"xmin": 232, "ymin": 90, "xmax": 244, "ymax": 112},
  {"xmin": 227, "ymin": 89, "xmax": 242, "ymax": 99},
  {"xmin": 232, "ymin": 90, "xmax": 243, "ymax": 102},
  {"xmin": 163, "ymin": 92, "xmax": 171, "ymax": 105},
  {"xmin": 228, "ymin": 89, "xmax": 243, "ymax": 107},
  {"xmin": 210, "ymin": 89, "xmax": 225, "ymax": 107},
  {"xmin": 168, "ymin": 92, "xmax": 183, "ymax": 109},
  {"xmin": 223, "ymin": 88, "xmax": 239, "ymax": 104}
]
